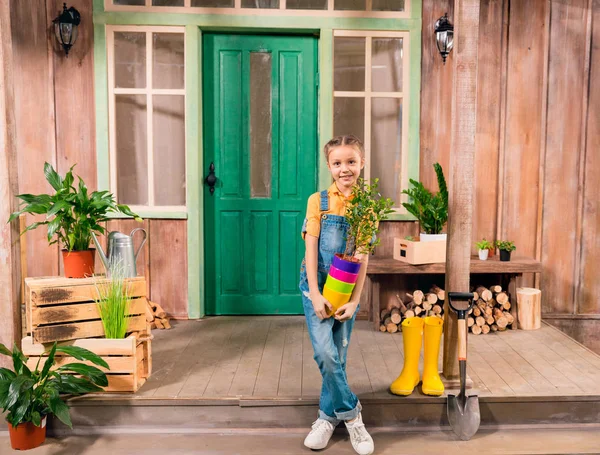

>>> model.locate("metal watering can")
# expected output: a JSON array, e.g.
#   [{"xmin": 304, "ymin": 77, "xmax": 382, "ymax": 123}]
[{"xmin": 91, "ymin": 228, "xmax": 147, "ymax": 278}]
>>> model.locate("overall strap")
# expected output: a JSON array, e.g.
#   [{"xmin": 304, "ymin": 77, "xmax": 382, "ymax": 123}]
[{"xmin": 319, "ymin": 189, "xmax": 329, "ymax": 212}]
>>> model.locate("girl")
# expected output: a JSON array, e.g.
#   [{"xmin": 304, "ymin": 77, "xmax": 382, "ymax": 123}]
[{"xmin": 299, "ymin": 135, "xmax": 374, "ymax": 455}]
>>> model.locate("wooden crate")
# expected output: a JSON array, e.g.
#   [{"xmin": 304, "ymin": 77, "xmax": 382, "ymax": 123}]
[
  {"xmin": 22, "ymin": 334, "xmax": 151, "ymax": 393},
  {"xmin": 393, "ymin": 237, "xmax": 447, "ymax": 265},
  {"xmin": 25, "ymin": 276, "xmax": 147, "ymax": 344}
]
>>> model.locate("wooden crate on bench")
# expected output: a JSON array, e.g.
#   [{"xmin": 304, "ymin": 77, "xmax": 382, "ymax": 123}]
[
  {"xmin": 22, "ymin": 334, "xmax": 151, "ymax": 393},
  {"xmin": 25, "ymin": 276, "xmax": 147, "ymax": 344}
]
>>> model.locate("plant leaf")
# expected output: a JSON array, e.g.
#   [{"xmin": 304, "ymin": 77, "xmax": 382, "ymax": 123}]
[
  {"xmin": 41, "ymin": 344, "xmax": 57, "ymax": 381},
  {"xmin": 0, "ymin": 343, "xmax": 11, "ymax": 357},
  {"xmin": 49, "ymin": 395, "xmax": 72, "ymax": 429},
  {"xmin": 57, "ymin": 363, "xmax": 108, "ymax": 387},
  {"xmin": 44, "ymin": 162, "xmax": 63, "ymax": 191},
  {"xmin": 55, "ymin": 346, "xmax": 109, "ymax": 370}
]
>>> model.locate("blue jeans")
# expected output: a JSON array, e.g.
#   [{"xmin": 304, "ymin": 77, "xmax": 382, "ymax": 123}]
[
  {"xmin": 299, "ymin": 208, "xmax": 361, "ymax": 425},
  {"xmin": 301, "ymin": 291, "xmax": 361, "ymax": 425}
]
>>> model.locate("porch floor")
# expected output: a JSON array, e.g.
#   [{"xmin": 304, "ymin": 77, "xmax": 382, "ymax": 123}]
[{"xmin": 132, "ymin": 316, "xmax": 600, "ymax": 400}]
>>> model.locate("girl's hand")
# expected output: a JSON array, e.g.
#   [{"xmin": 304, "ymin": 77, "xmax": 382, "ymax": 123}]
[
  {"xmin": 311, "ymin": 292, "xmax": 333, "ymax": 320},
  {"xmin": 334, "ymin": 301, "xmax": 358, "ymax": 321}
]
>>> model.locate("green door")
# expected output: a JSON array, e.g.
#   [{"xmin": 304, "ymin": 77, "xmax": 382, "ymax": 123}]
[{"xmin": 203, "ymin": 34, "xmax": 318, "ymax": 315}]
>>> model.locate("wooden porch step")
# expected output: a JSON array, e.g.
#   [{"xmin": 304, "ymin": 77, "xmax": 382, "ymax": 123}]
[{"xmin": 50, "ymin": 394, "xmax": 600, "ymax": 435}]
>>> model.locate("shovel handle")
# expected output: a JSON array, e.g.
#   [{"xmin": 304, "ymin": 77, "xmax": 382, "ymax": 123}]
[{"xmin": 458, "ymin": 318, "xmax": 467, "ymax": 361}]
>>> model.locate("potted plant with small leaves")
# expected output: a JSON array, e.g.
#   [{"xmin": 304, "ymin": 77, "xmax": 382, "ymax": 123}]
[
  {"xmin": 0, "ymin": 341, "xmax": 108, "ymax": 450},
  {"xmin": 476, "ymin": 239, "xmax": 493, "ymax": 261},
  {"xmin": 496, "ymin": 240, "xmax": 516, "ymax": 262},
  {"xmin": 8, "ymin": 162, "xmax": 141, "ymax": 278},
  {"xmin": 323, "ymin": 178, "xmax": 394, "ymax": 311}
]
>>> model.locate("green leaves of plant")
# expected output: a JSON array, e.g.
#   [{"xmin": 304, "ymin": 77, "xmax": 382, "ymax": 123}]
[
  {"xmin": 0, "ymin": 342, "xmax": 108, "ymax": 428},
  {"xmin": 55, "ymin": 345, "xmax": 109, "ymax": 370},
  {"xmin": 7, "ymin": 163, "xmax": 142, "ymax": 251},
  {"xmin": 402, "ymin": 163, "xmax": 448, "ymax": 235},
  {"xmin": 344, "ymin": 178, "xmax": 394, "ymax": 257}
]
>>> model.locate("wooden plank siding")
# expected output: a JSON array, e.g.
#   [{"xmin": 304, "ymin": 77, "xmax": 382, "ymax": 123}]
[
  {"xmin": 8, "ymin": 0, "xmax": 600, "ymax": 352},
  {"xmin": 541, "ymin": 0, "xmax": 589, "ymax": 313},
  {"xmin": 577, "ymin": 0, "xmax": 600, "ymax": 315},
  {"xmin": 10, "ymin": 0, "xmax": 59, "ymax": 278}
]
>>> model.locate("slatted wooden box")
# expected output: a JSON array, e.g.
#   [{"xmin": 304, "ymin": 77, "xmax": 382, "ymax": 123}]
[
  {"xmin": 25, "ymin": 276, "xmax": 147, "ymax": 344},
  {"xmin": 22, "ymin": 334, "xmax": 151, "ymax": 393}
]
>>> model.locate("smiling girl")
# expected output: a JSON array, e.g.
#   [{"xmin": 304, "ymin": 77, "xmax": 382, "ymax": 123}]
[{"xmin": 299, "ymin": 135, "xmax": 374, "ymax": 455}]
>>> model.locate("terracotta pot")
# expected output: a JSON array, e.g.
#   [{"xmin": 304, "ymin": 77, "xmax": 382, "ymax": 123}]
[
  {"xmin": 62, "ymin": 249, "xmax": 95, "ymax": 278},
  {"xmin": 8, "ymin": 417, "xmax": 47, "ymax": 450}
]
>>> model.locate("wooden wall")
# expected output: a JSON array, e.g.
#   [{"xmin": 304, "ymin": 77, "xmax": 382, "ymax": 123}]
[
  {"xmin": 10, "ymin": 0, "xmax": 188, "ymax": 318},
  {"xmin": 418, "ymin": 0, "xmax": 600, "ymax": 352},
  {"xmin": 9, "ymin": 0, "xmax": 600, "ymax": 350}
]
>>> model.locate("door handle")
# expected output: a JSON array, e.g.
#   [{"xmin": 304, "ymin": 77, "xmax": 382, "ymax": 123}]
[{"xmin": 205, "ymin": 162, "xmax": 217, "ymax": 195}]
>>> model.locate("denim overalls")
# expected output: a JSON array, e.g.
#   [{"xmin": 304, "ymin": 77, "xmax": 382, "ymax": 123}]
[{"xmin": 299, "ymin": 189, "xmax": 361, "ymax": 425}]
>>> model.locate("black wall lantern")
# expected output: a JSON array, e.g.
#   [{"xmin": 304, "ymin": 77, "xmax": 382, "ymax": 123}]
[
  {"xmin": 434, "ymin": 13, "xmax": 454, "ymax": 64},
  {"xmin": 53, "ymin": 3, "xmax": 81, "ymax": 57}
]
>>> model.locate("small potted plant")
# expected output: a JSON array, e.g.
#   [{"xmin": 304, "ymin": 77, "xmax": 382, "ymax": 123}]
[
  {"xmin": 8, "ymin": 162, "xmax": 141, "ymax": 278},
  {"xmin": 401, "ymin": 162, "xmax": 448, "ymax": 241},
  {"xmin": 0, "ymin": 341, "xmax": 108, "ymax": 450},
  {"xmin": 475, "ymin": 238, "xmax": 493, "ymax": 261},
  {"xmin": 496, "ymin": 240, "xmax": 516, "ymax": 261},
  {"xmin": 323, "ymin": 178, "xmax": 394, "ymax": 311}
]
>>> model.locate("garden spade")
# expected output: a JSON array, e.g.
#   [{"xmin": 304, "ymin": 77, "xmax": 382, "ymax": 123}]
[{"xmin": 447, "ymin": 292, "xmax": 480, "ymax": 441}]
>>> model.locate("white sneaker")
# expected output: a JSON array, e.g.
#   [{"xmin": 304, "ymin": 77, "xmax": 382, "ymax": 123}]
[
  {"xmin": 304, "ymin": 418, "xmax": 336, "ymax": 450},
  {"xmin": 344, "ymin": 413, "xmax": 374, "ymax": 455}
]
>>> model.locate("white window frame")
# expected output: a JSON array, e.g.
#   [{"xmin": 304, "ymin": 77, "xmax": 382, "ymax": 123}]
[
  {"xmin": 107, "ymin": 25, "xmax": 187, "ymax": 214},
  {"xmin": 105, "ymin": 0, "xmax": 411, "ymax": 18},
  {"xmin": 333, "ymin": 29, "xmax": 410, "ymax": 214}
]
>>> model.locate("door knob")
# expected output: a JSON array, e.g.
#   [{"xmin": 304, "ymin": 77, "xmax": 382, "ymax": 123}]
[{"xmin": 205, "ymin": 162, "xmax": 217, "ymax": 195}]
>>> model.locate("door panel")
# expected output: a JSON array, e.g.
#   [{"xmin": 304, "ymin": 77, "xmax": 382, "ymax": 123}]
[{"xmin": 203, "ymin": 34, "xmax": 318, "ymax": 315}]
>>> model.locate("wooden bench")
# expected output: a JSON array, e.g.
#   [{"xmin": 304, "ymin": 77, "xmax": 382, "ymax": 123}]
[{"xmin": 367, "ymin": 256, "xmax": 543, "ymax": 331}]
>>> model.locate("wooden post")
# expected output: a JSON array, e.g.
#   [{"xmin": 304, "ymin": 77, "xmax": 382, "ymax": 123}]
[
  {"xmin": 443, "ymin": 0, "xmax": 480, "ymax": 379},
  {"xmin": 0, "ymin": 0, "xmax": 22, "ymax": 366}
]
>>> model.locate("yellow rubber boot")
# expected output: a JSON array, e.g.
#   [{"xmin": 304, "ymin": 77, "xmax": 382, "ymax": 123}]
[
  {"xmin": 422, "ymin": 316, "xmax": 445, "ymax": 396},
  {"xmin": 390, "ymin": 317, "xmax": 423, "ymax": 396}
]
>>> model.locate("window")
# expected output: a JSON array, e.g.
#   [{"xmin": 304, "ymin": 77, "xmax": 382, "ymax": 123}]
[
  {"xmin": 333, "ymin": 30, "xmax": 409, "ymax": 213},
  {"xmin": 107, "ymin": 0, "xmax": 409, "ymax": 17},
  {"xmin": 107, "ymin": 26, "xmax": 186, "ymax": 212}
]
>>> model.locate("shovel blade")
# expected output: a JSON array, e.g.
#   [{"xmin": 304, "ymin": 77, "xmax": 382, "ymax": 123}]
[{"xmin": 447, "ymin": 394, "xmax": 481, "ymax": 441}]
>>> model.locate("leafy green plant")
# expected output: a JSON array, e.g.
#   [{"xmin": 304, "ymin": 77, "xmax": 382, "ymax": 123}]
[
  {"xmin": 496, "ymin": 240, "xmax": 516, "ymax": 252},
  {"xmin": 0, "ymin": 342, "xmax": 108, "ymax": 429},
  {"xmin": 95, "ymin": 261, "xmax": 131, "ymax": 339},
  {"xmin": 401, "ymin": 163, "xmax": 448, "ymax": 235},
  {"xmin": 476, "ymin": 239, "xmax": 493, "ymax": 250},
  {"xmin": 343, "ymin": 178, "xmax": 394, "ymax": 258},
  {"xmin": 8, "ymin": 162, "xmax": 141, "ymax": 252}
]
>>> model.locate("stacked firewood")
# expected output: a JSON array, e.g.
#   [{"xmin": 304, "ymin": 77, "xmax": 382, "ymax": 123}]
[
  {"xmin": 467, "ymin": 285, "xmax": 514, "ymax": 334},
  {"xmin": 145, "ymin": 300, "xmax": 172, "ymax": 329},
  {"xmin": 379, "ymin": 285, "xmax": 445, "ymax": 333}
]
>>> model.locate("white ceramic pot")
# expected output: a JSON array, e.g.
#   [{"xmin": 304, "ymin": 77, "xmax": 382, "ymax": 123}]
[
  {"xmin": 478, "ymin": 249, "xmax": 489, "ymax": 260},
  {"xmin": 420, "ymin": 233, "xmax": 447, "ymax": 242}
]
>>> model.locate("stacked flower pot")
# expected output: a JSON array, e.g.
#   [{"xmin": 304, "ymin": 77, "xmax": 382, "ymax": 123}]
[{"xmin": 322, "ymin": 255, "xmax": 361, "ymax": 312}]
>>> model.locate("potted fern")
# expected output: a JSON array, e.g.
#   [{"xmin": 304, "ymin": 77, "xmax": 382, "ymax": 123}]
[
  {"xmin": 496, "ymin": 240, "xmax": 516, "ymax": 262},
  {"xmin": 8, "ymin": 162, "xmax": 141, "ymax": 278},
  {"xmin": 476, "ymin": 238, "xmax": 494, "ymax": 261},
  {"xmin": 323, "ymin": 178, "xmax": 394, "ymax": 311},
  {"xmin": 0, "ymin": 342, "xmax": 108, "ymax": 450},
  {"xmin": 401, "ymin": 163, "xmax": 448, "ymax": 241}
]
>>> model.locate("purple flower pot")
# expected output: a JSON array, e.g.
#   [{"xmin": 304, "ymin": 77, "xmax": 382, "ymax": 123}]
[{"xmin": 332, "ymin": 254, "xmax": 362, "ymax": 275}]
